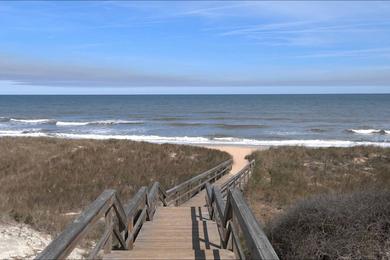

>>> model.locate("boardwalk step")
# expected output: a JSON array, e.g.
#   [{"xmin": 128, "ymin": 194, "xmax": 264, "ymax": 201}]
[{"xmin": 104, "ymin": 249, "xmax": 237, "ymax": 259}]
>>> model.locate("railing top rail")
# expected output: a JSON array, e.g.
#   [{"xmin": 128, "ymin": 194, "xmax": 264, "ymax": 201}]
[
  {"xmin": 228, "ymin": 188, "xmax": 279, "ymax": 260},
  {"xmin": 37, "ymin": 190, "xmax": 119, "ymax": 259},
  {"xmin": 205, "ymin": 160, "xmax": 279, "ymax": 260},
  {"xmin": 125, "ymin": 186, "xmax": 148, "ymax": 217},
  {"xmin": 37, "ymin": 159, "xmax": 233, "ymax": 259},
  {"xmin": 166, "ymin": 159, "xmax": 232, "ymax": 195},
  {"xmin": 220, "ymin": 160, "xmax": 254, "ymax": 195}
]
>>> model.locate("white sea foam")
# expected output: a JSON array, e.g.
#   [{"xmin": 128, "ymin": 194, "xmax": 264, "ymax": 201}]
[
  {"xmin": 0, "ymin": 130, "xmax": 47, "ymax": 137},
  {"xmin": 56, "ymin": 121, "xmax": 89, "ymax": 126},
  {"xmin": 56, "ymin": 120, "xmax": 143, "ymax": 126},
  {"xmin": 10, "ymin": 118, "xmax": 53, "ymax": 124},
  {"xmin": 348, "ymin": 129, "xmax": 389, "ymax": 135},
  {"xmin": 0, "ymin": 131, "xmax": 389, "ymax": 147},
  {"xmin": 89, "ymin": 120, "xmax": 143, "ymax": 125}
]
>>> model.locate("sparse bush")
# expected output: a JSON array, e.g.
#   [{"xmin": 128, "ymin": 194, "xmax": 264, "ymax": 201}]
[
  {"xmin": 268, "ymin": 190, "xmax": 390, "ymax": 259},
  {"xmin": 245, "ymin": 146, "xmax": 390, "ymax": 259},
  {"xmin": 0, "ymin": 137, "xmax": 230, "ymax": 235}
]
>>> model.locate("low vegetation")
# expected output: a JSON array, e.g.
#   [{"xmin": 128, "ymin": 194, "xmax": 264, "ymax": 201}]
[
  {"xmin": 0, "ymin": 137, "xmax": 230, "ymax": 235},
  {"xmin": 246, "ymin": 146, "xmax": 390, "ymax": 259},
  {"xmin": 268, "ymin": 190, "xmax": 390, "ymax": 259}
]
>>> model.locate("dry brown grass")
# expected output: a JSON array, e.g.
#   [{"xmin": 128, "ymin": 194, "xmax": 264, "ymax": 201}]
[
  {"xmin": 268, "ymin": 190, "xmax": 390, "ymax": 259},
  {"xmin": 245, "ymin": 146, "xmax": 390, "ymax": 259},
  {"xmin": 246, "ymin": 146, "xmax": 390, "ymax": 213},
  {"xmin": 0, "ymin": 137, "xmax": 230, "ymax": 235}
]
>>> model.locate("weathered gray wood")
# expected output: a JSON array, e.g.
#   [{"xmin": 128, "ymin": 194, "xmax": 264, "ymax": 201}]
[
  {"xmin": 113, "ymin": 225, "xmax": 127, "ymax": 249},
  {"xmin": 229, "ymin": 189, "xmax": 279, "ymax": 260},
  {"xmin": 37, "ymin": 160, "xmax": 233, "ymax": 259},
  {"xmin": 36, "ymin": 190, "xmax": 116, "ymax": 259},
  {"xmin": 147, "ymin": 182, "xmax": 160, "ymax": 220},
  {"xmin": 104, "ymin": 207, "xmax": 114, "ymax": 253},
  {"xmin": 168, "ymin": 171, "xmax": 225, "ymax": 205},
  {"xmin": 127, "ymin": 207, "xmax": 147, "ymax": 244},
  {"xmin": 204, "ymin": 160, "xmax": 279, "ymax": 260},
  {"xmin": 88, "ymin": 227, "xmax": 111, "ymax": 259},
  {"xmin": 213, "ymin": 187, "xmax": 226, "ymax": 222},
  {"xmin": 166, "ymin": 159, "xmax": 232, "ymax": 201},
  {"xmin": 113, "ymin": 194, "xmax": 128, "ymax": 232},
  {"xmin": 220, "ymin": 160, "xmax": 254, "ymax": 198},
  {"xmin": 229, "ymin": 222, "xmax": 246, "ymax": 260},
  {"xmin": 125, "ymin": 187, "xmax": 148, "ymax": 218},
  {"xmin": 127, "ymin": 215, "xmax": 134, "ymax": 249}
]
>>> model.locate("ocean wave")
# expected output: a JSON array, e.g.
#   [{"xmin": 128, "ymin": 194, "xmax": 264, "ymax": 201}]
[
  {"xmin": 168, "ymin": 122, "xmax": 207, "ymax": 127},
  {"xmin": 152, "ymin": 117, "xmax": 186, "ymax": 121},
  {"xmin": 0, "ymin": 130, "xmax": 48, "ymax": 137},
  {"xmin": 215, "ymin": 124, "xmax": 267, "ymax": 130},
  {"xmin": 309, "ymin": 128, "xmax": 328, "ymax": 133},
  {"xmin": 10, "ymin": 118, "xmax": 54, "ymax": 124},
  {"xmin": 166, "ymin": 122, "xmax": 267, "ymax": 129},
  {"xmin": 347, "ymin": 129, "xmax": 389, "ymax": 135},
  {"xmin": 0, "ymin": 131, "xmax": 389, "ymax": 147},
  {"xmin": 90, "ymin": 120, "xmax": 143, "ymax": 125},
  {"xmin": 56, "ymin": 120, "xmax": 143, "ymax": 126},
  {"xmin": 56, "ymin": 121, "xmax": 88, "ymax": 126},
  {"xmin": 4, "ymin": 118, "xmax": 143, "ymax": 126}
]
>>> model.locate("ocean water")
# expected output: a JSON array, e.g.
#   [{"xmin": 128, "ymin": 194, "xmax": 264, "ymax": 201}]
[{"xmin": 0, "ymin": 95, "xmax": 389, "ymax": 147}]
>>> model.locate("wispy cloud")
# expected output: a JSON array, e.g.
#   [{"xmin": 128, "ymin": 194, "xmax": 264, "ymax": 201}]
[
  {"xmin": 1, "ymin": 55, "xmax": 389, "ymax": 87},
  {"xmin": 1, "ymin": 1, "xmax": 390, "ymax": 92},
  {"xmin": 297, "ymin": 47, "xmax": 390, "ymax": 59}
]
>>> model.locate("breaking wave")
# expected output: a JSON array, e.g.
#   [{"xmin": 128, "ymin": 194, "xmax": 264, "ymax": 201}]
[
  {"xmin": 347, "ymin": 129, "xmax": 390, "ymax": 135},
  {"xmin": 0, "ymin": 131, "xmax": 389, "ymax": 147},
  {"xmin": 10, "ymin": 118, "xmax": 54, "ymax": 124},
  {"xmin": 56, "ymin": 120, "xmax": 143, "ymax": 126},
  {"xmin": 0, "ymin": 118, "xmax": 143, "ymax": 126}
]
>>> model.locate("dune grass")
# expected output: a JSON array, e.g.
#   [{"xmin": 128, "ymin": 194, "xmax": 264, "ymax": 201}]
[
  {"xmin": 0, "ymin": 137, "xmax": 230, "ymax": 235},
  {"xmin": 246, "ymin": 146, "xmax": 390, "ymax": 259},
  {"xmin": 268, "ymin": 190, "xmax": 390, "ymax": 259}
]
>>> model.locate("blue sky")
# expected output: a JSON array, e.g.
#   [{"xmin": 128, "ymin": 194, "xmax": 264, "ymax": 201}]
[{"xmin": 0, "ymin": 1, "xmax": 390, "ymax": 94}]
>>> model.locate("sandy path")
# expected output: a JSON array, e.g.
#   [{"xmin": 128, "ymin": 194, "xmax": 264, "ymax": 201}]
[{"xmin": 181, "ymin": 145, "xmax": 262, "ymax": 207}]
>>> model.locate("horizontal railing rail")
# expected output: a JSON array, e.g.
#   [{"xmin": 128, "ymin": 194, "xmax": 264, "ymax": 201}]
[
  {"xmin": 205, "ymin": 160, "xmax": 279, "ymax": 260},
  {"xmin": 220, "ymin": 160, "xmax": 254, "ymax": 198},
  {"xmin": 166, "ymin": 159, "xmax": 232, "ymax": 205},
  {"xmin": 36, "ymin": 159, "xmax": 232, "ymax": 259}
]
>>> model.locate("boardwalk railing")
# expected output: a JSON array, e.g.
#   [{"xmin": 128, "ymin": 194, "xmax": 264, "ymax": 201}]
[
  {"xmin": 205, "ymin": 161, "xmax": 279, "ymax": 260},
  {"xmin": 36, "ymin": 159, "xmax": 232, "ymax": 259},
  {"xmin": 220, "ymin": 160, "xmax": 254, "ymax": 198},
  {"xmin": 166, "ymin": 159, "xmax": 232, "ymax": 205}
]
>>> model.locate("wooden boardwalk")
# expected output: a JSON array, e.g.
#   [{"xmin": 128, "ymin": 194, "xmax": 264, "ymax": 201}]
[
  {"xmin": 104, "ymin": 207, "xmax": 236, "ymax": 259},
  {"xmin": 37, "ymin": 158, "xmax": 279, "ymax": 260}
]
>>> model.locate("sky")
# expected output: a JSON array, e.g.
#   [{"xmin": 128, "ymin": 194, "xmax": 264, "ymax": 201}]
[{"xmin": 0, "ymin": 1, "xmax": 390, "ymax": 94}]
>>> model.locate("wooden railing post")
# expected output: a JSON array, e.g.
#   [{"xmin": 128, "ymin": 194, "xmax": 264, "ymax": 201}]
[
  {"xmin": 104, "ymin": 207, "xmax": 114, "ymax": 254},
  {"xmin": 127, "ymin": 215, "xmax": 134, "ymax": 249},
  {"xmin": 37, "ymin": 160, "xmax": 233, "ymax": 259}
]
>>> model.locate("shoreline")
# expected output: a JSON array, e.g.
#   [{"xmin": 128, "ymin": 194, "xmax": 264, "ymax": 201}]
[{"xmin": 0, "ymin": 134, "xmax": 389, "ymax": 148}]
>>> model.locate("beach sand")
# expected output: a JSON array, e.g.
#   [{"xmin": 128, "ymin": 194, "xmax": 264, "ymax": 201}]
[
  {"xmin": 204, "ymin": 145, "xmax": 266, "ymax": 174},
  {"xmin": 181, "ymin": 145, "xmax": 265, "ymax": 207}
]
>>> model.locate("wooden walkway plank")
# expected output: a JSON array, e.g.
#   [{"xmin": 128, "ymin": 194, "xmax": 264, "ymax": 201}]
[{"xmin": 103, "ymin": 206, "xmax": 236, "ymax": 259}]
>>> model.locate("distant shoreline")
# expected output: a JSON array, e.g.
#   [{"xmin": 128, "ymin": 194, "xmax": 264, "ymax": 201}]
[{"xmin": 0, "ymin": 135, "xmax": 389, "ymax": 148}]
